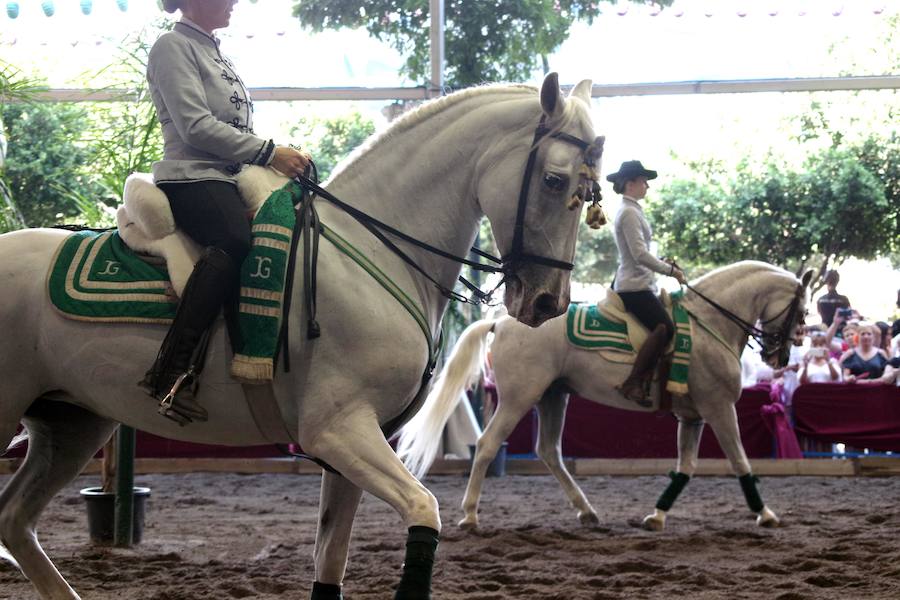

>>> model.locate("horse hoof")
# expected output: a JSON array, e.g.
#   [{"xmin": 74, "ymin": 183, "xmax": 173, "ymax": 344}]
[
  {"xmin": 578, "ymin": 511, "xmax": 600, "ymax": 527},
  {"xmin": 641, "ymin": 514, "xmax": 665, "ymax": 532},
  {"xmin": 458, "ymin": 517, "xmax": 478, "ymax": 531},
  {"xmin": 756, "ymin": 507, "xmax": 780, "ymax": 528}
]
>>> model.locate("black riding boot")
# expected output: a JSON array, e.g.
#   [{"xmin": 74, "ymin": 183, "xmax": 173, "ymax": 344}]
[
  {"xmin": 140, "ymin": 247, "xmax": 237, "ymax": 425},
  {"xmin": 617, "ymin": 324, "xmax": 669, "ymax": 408}
]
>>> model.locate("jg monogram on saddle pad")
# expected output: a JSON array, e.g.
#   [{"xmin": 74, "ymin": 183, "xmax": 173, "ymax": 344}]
[
  {"xmin": 48, "ymin": 182, "xmax": 301, "ymax": 383},
  {"xmin": 565, "ymin": 291, "xmax": 692, "ymax": 394}
]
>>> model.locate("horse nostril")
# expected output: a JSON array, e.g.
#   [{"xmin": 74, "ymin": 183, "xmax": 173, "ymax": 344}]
[{"xmin": 534, "ymin": 293, "xmax": 558, "ymax": 317}]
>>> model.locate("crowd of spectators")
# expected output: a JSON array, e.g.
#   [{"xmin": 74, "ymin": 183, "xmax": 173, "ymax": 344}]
[{"xmin": 741, "ymin": 272, "xmax": 900, "ymax": 394}]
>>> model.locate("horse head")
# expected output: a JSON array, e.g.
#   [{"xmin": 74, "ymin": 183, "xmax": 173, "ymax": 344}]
[
  {"xmin": 479, "ymin": 73, "xmax": 601, "ymax": 327},
  {"xmin": 758, "ymin": 268, "xmax": 814, "ymax": 368}
]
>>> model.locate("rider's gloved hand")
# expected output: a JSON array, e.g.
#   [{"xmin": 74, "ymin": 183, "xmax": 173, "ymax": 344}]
[{"xmin": 271, "ymin": 146, "xmax": 311, "ymax": 177}]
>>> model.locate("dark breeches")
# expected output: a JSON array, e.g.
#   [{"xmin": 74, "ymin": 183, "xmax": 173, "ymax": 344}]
[
  {"xmin": 160, "ymin": 180, "xmax": 252, "ymax": 263},
  {"xmin": 618, "ymin": 289, "xmax": 675, "ymax": 341}
]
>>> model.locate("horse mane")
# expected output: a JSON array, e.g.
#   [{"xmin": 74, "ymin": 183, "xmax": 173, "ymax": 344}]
[
  {"xmin": 328, "ymin": 83, "xmax": 593, "ymax": 182},
  {"xmin": 693, "ymin": 260, "xmax": 794, "ymax": 286}
]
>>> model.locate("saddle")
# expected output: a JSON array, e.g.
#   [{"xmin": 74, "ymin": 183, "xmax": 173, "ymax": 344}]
[
  {"xmin": 116, "ymin": 166, "xmax": 291, "ymax": 297},
  {"xmin": 596, "ymin": 287, "xmax": 675, "ymax": 354}
]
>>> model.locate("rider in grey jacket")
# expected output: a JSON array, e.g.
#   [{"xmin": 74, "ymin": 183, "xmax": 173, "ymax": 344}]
[{"xmin": 142, "ymin": 0, "xmax": 310, "ymax": 425}]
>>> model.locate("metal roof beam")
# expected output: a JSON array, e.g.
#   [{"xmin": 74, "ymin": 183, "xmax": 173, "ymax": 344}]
[{"xmin": 29, "ymin": 76, "xmax": 900, "ymax": 103}]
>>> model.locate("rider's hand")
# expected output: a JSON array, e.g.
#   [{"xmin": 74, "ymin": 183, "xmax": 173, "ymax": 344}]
[
  {"xmin": 672, "ymin": 267, "xmax": 687, "ymax": 285},
  {"xmin": 271, "ymin": 146, "xmax": 311, "ymax": 178}
]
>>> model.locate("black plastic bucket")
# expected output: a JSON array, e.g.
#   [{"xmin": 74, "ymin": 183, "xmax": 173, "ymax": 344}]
[
  {"xmin": 79, "ymin": 487, "xmax": 151, "ymax": 544},
  {"xmin": 468, "ymin": 442, "xmax": 508, "ymax": 478}
]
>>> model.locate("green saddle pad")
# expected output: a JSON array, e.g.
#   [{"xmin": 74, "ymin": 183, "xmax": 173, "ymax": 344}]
[
  {"xmin": 566, "ymin": 299, "xmax": 693, "ymax": 395},
  {"xmin": 566, "ymin": 303, "xmax": 633, "ymax": 351},
  {"xmin": 48, "ymin": 230, "xmax": 176, "ymax": 324},
  {"xmin": 48, "ymin": 182, "xmax": 303, "ymax": 383}
]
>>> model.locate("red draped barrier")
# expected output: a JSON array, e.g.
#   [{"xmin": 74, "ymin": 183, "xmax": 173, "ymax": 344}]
[
  {"xmin": 793, "ymin": 384, "xmax": 900, "ymax": 452},
  {"xmin": 506, "ymin": 384, "xmax": 775, "ymax": 458}
]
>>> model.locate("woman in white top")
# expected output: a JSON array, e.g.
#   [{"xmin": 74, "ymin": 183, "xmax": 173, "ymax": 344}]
[
  {"xmin": 799, "ymin": 333, "xmax": 841, "ymax": 384},
  {"xmin": 608, "ymin": 160, "xmax": 686, "ymax": 406}
]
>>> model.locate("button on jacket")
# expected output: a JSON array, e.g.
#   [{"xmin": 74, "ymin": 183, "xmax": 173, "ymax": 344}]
[
  {"xmin": 613, "ymin": 197, "xmax": 672, "ymax": 293},
  {"xmin": 147, "ymin": 20, "xmax": 275, "ymax": 184}
]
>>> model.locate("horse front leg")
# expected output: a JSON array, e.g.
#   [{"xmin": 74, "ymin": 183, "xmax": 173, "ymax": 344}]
[
  {"xmin": 643, "ymin": 416, "xmax": 704, "ymax": 531},
  {"xmin": 310, "ymin": 472, "xmax": 363, "ymax": 600},
  {"xmin": 459, "ymin": 400, "xmax": 533, "ymax": 531},
  {"xmin": 705, "ymin": 405, "xmax": 780, "ymax": 528},
  {"xmin": 534, "ymin": 386, "xmax": 598, "ymax": 527},
  {"xmin": 299, "ymin": 410, "xmax": 440, "ymax": 600}
]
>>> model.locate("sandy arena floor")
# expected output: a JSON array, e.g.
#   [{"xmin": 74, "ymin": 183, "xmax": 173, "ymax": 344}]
[{"xmin": 0, "ymin": 472, "xmax": 898, "ymax": 599}]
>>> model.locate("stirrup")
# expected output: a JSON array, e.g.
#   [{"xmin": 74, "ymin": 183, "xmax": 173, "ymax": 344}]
[{"xmin": 157, "ymin": 369, "xmax": 203, "ymax": 425}]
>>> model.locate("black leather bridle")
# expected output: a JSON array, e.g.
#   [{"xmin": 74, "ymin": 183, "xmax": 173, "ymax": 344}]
[
  {"xmin": 684, "ymin": 279, "xmax": 806, "ymax": 367},
  {"xmin": 294, "ymin": 115, "xmax": 602, "ymax": 305}
]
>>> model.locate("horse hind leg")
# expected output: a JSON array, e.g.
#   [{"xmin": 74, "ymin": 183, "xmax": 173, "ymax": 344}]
[
  {"xmin": 534, "ymin": 384, "xmax": 598, "ymax": 527},
  {"xmin": 459, "ymin": 392, "xmax": 534, "ymax": 531},
  {"xmin": 643, "ymin": 416, "xmax": 704, "ymax": 531},
  {"xmin": 705, "ymin": 405, "xmax": 780, "ymax": 528},
  {"xmin": 0, "ymin": 400, "xmax": 118, "ymax": 600}
]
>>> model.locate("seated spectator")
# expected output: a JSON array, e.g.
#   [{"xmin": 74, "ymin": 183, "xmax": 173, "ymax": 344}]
[
  {"xmin": 816, "ymin": 270, "xmax": 851, "ymax": 327},
  {"xmin": 841, "ymin": 322, "xmax": 891, "ymax": 383},
  {"xmin": 799, "ymin": 333, "xmax": 841, "ymax": 384}
]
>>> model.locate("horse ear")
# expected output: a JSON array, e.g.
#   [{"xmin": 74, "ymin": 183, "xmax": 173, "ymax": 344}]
[
  {"xmin": 540, "ymin": 72, "xmax": 565, "ymax": 120},
  {"xmin": 568, "ymin": 79, "xmax": 593, "ymax": 103},
  {"xmin": 801, "ymin": 269, "xmax": 814, "ymax": 288}
]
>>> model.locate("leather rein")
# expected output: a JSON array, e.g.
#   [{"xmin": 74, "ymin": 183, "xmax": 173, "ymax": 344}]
[{"xmin": 682, "ymin": 279, "xmax": 805, "ymax": 367}]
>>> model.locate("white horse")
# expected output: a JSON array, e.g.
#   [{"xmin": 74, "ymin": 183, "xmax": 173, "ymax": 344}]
[
  {"xmin": 398, "ymin": 262, "xmax": 811, "ymax": 532},
  {"xmin": 0, "ymin": 73, "xmax": 601, "ymax": 600}
]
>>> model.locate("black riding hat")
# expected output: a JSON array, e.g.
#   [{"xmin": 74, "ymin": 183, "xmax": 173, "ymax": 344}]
[{"xmin": 605, "ymin": 160, "xmax": 657, "ymax": 183}]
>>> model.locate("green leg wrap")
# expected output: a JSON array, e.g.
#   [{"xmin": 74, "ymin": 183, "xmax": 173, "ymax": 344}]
[
  {"xmin": 310, "ymin": 582, "xmax": 342, "ymax": 600},
  {"xmin": 739, "ymin": 473, "xmax": 765, "ymax": 513},
  {"xmin": 394, "ymin": 526, "xmax": 439, "ymax": 600},
  {"xmin": 655, "ymin": 471, "xmax": 691, "ymax": 511}
]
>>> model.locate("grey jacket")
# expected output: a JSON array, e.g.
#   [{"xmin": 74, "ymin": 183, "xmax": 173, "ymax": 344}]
[
  {"xmin": 612, "ymin": 197, "xmax": 672, "ymax": 293},
  {"xmin": 147, "ymin": 20, "xmax": 274, "ymax": 184}
]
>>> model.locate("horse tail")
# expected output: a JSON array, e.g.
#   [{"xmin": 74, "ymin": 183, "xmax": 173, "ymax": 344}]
[{"xmin": 397, "ymin": 318, "xmax": 498, "ymax": 479}]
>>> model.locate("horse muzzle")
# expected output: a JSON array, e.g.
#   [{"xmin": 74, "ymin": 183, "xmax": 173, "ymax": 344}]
[{"xmin": 503, "ymin": 274, "xmax": 570, "ymax": 327}]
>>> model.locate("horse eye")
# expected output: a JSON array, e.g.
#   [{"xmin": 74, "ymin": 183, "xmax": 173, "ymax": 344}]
[{"xmin": 543, "ymin": 173, "xmax": 568, "ymax": 192}]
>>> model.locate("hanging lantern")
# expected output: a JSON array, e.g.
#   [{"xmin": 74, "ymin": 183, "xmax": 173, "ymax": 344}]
[
  {"xmin": 80, "ymin": 0, "xmax": 92, "ymax": 15},
  {"xmin": 116, "ymin": 0, "xmax": 128, "ymax": 12},
  {"xmin": 6, "ymin": 1, "xmax": 19, "ymax": 19},
  {"xmin": 41, "ymin": 0, "xmax": 54, "ymax": 17}
]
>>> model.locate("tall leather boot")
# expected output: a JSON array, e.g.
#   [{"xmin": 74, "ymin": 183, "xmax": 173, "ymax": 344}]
[
  {"xmin": 617, "ymin": 324, "xmax": 670, "ymax": 408},
  {"xmin": 140, "ymin": 247, "xmax": 237, "ymax": 425}
]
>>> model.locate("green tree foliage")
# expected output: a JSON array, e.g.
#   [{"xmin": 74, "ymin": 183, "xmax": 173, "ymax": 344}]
[
  {"xmin": 647, "ymin": 138, "xmax": 897, "ymax": 291},
  {"xmin": 573, "ymin": 220, "xmax": 617, "ymax": 284},
  {"xmin": 292, "ymin": 0, "xmax": 668, "ymax": 88},
  {"xmin": 1, "ymin": 101, "xmax": 106, "ymax": 228},
  {"xmin": 290, "ymin": 110, "xmax": 376, "ymax": 181},
  {"xmin": 82, "ymin": 26, "xmax": 165, "ymax": 209}
]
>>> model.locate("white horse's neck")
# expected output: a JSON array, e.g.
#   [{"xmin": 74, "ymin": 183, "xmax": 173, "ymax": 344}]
[
  {"xmin": 685, "ymin": 261, "xmax": 800, "ymax": 356},
  {"xmin": 324, "ymin": 87, "xmax": 544, "ymax": 328}
]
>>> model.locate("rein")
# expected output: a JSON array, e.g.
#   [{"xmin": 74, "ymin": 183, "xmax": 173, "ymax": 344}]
[
  {"xmin": 292, "ymin": 117, "xmax": 600, "ymax": 305},
  {"xmin": 681, "ymin": 279, "xmax": 804, "ymax": 365}
]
